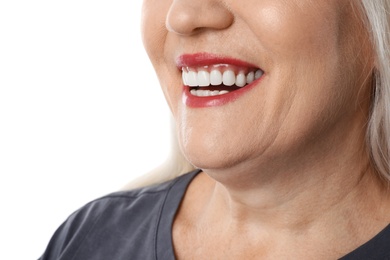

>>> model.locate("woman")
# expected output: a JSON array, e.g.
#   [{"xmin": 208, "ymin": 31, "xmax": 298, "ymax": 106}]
[{"xmin": 40, "ymin": 0, "xmax": 390, "ymax": 259}]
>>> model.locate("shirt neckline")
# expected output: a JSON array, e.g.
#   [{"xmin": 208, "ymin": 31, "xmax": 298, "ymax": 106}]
[
  {"xmin": 155, "ymin": 169, "xmax": 390, "ymax": 259},
  {"xmin": 156, "ymin": 169, "xmax": 201, "ymax": 259},
  {"xmin": 339, "ymin": 223, "xmax": 390, "ymax": 259}
]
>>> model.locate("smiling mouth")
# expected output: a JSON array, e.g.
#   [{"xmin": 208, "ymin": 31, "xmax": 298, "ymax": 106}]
[{"xmin": 182, "ymin": 64, "xmax": 264, "ymax": 97}]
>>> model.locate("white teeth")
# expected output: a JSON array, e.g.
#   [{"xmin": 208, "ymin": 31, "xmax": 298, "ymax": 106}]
[
  {"xmin": 182, "ymin": 71, "xmax": 188, "ymax": 85},
  {"xmin": 246, "ymin": 71, "xmax": 254, "ymax": 84},
  {"xmin": 187, "ymin": 71, "xmax": 198, "ymax": 87},
  {"xmin": 190, "ymin": 89, "xmax": 230, "ymax": 97},
  {"xmin": 235, "ymin": 72, "xmax": 246, "ymax": 87},
  {"xmin": 223, "ymin": 70, "xmax": 235, "ymax": 86},
  {"xmin": 210, "ymin": 70, "xmax": 223, "ymax": 85},
  {"xmin": 255, "ymin": 70, "xmax": 263, "ymax": 80},
  {"xmin": 182, "ymin": 68, "xmax": 263, "ymax": 87},
  {"xmin": 197, "ymin": 71, "xmax": 210, "ymax": 87}
]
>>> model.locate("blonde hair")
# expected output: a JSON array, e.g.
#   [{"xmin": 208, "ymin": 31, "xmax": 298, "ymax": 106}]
[
  {"xmin": 122, "ymin": 115, "xmax": 194, "ymax": 190},
  {"xmin": 360, "ymin": 0, "xmax": 390, "ymax": 181},
  {"xmin": 124, "ymin": 0, "xmax": 390, "ymax": 189}
]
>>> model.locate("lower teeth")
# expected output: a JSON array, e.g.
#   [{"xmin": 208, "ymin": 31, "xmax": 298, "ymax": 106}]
[{"xmin": 190, "ymin": 89, "xmax": 230, "ymax": 97}]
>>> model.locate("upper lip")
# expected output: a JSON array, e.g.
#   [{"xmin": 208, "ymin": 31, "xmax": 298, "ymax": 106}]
[{"xmin": 176, "ymin": 52, "xmax": 260, "ymax": 70}]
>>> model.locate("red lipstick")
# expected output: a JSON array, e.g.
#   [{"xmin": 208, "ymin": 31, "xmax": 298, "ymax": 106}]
[
  {"xmin": 177, "ymin": 53, "xmax": 264, "ymax": 108},
  {"xmin": 176, "ymin": 52, "xmax": 258, "ymax": 69}
]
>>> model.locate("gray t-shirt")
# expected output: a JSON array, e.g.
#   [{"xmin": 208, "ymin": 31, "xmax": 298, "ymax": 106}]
[{"xmin": 39, "ymin": 169, "xmax": 390, "ymax": 259}]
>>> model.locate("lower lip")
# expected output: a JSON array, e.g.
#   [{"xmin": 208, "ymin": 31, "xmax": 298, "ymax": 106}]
[{"xmin": 182, "ymin": 77, "xmax": 263, "ymax": 108}]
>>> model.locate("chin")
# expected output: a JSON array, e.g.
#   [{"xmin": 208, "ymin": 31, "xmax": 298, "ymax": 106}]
[{"xmin": 180, "ymin": 142, "xmax": 247, "ymax": 171}]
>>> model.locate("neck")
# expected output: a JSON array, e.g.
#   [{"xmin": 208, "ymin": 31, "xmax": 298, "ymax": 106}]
[
  {"xmin": 208, "ymin": 163, "xmax": 383, "ymax": 228},
  {"xmin": 199, "ymin": 119, "xmax": 390, "ymax": 238},
  {"xmin": 194, "ymin": 156, "xmax": 390, "ymax": 259}
]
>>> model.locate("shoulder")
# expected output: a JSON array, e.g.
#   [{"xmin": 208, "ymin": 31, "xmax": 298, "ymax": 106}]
[{"xmin": 39, "ymin": 170, "xmax": 201, "ymax": 260}]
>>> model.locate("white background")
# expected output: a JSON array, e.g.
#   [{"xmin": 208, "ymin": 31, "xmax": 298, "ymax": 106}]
[{"xmin": 0, "ymin": 1, "xmax": 171, "ymax": 259}]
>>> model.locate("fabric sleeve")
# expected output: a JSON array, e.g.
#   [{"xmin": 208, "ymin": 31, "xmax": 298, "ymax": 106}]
[{"xmin": 38, "ymin": 198, "xmax": 111, "ymax": 260}]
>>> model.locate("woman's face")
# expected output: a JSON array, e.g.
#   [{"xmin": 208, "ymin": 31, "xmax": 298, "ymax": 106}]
[{"xmin": 142, "ymin": 0, "xmax": 373, "ymax": 171}]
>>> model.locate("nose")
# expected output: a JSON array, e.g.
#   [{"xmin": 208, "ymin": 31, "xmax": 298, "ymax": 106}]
[{"xmin": 166, "ymin": 0, "xmax": 234, "ymax": 35}]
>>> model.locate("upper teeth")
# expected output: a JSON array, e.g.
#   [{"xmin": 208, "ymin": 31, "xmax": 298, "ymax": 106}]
[{"xmin": 182, "ymin": 68, "xmax": 263, "ymax": 87}]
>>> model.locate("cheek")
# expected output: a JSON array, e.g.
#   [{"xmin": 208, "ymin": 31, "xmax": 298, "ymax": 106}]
[
  {"xmin": 141, "ymin": 0, "xmax": 170, "ymax": 65},
  {"xmin": 246, "ymin": 2, "xmax": 338, "ymax": 59}
]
